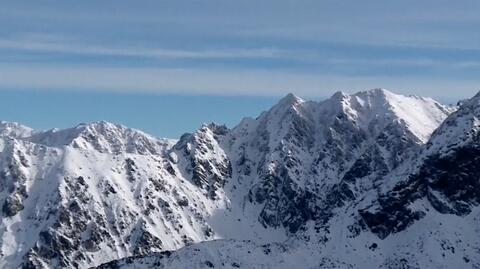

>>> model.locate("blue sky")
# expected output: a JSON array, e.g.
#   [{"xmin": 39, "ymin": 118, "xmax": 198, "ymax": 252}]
[
  {"xmin": 0, "ymin": 89, "xmax": 278, "ymax": 138},
  {"xmin": 1, "ymin": 1, "xmax": 480, "ymax": 137}
]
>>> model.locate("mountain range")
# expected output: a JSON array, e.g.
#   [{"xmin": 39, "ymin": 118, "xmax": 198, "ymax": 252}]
[{"xmin": 1, "ymin": 89, "xmax": 480, "ymax": 268}]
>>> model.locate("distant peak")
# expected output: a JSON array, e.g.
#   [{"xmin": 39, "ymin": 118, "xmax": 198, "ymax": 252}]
[
  {"xmin": 472, "ymin": 90, "xmax": 480, "ymax": 99},
  {"xmin": 0, "ymin": 121, "xmax": 34, "ymax": 138},
  {"xmin": 331, "ymin": 91, "xmax": 348, "ymax": 99},
  {"xmin": 199, "ymin": 122, "xmax": 229, "ymax": 135},
  {"xmin": 355, "ymin": 88, "xmax": 393, "ymax": 98},
  {"xmin": 0, "ymin": 120, "xmax": 30, "ymax": 128},
  {"xmin": 277, "ymin": 93, "xmax": 303, "ymax": 106},
  {"xmin": 456, "ymin": 90, "xmax": 480, "ymax": 108},
  {"xmin": 330, "ymin": 91, "xmax": 349, "ymax": 101},
  {"xmin": 371, "ymin": 88, "xmax": 391, "ymax": 94},
  {"xmin": 76, "ymin": 120, "xmax": 119, "ymax": 129},
  {"xmin": 329, "ymin": 89, "xmax": 395, "ymax": 102},
  {"xmin": 73, "ymin": 121, "xmax": 142, "ymax": 137},
  {"xmin": 266, "ymin": 93, "xmax": 305, "ymax": 116}
]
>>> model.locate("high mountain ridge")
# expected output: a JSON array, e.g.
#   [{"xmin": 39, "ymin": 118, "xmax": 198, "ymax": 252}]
[{"xmin": 2, "ymin": 89, "xmax": 480, "ymax": 268}]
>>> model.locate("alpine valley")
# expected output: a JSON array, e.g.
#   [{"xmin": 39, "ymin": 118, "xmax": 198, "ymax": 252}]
[{"xmin": 1, "ymin": 89, "xmax": 480, "ymax": 269}]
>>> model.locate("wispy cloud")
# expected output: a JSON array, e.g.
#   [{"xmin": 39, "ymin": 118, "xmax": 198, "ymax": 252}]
[
  {"xmin": 1, "ymin": 1, "xmax": 479, "ymax": 100},
  {"xmin": 0, "ymin": 64, "xmax": 478, "ymax": 99},
  {"xmin": 2, "ymin": 36, "xmax": 480, "ymax": 72},
  {"xmin": 0, "ymin": 38, "xmax": 285, "ymax": 60}
]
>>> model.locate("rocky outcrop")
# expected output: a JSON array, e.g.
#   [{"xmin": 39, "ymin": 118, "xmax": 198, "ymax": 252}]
[{"xmin": 173, "ymin": 123, "xmax": 232, "ymax": 199}]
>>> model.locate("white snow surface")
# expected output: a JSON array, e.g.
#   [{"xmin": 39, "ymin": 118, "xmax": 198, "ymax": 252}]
[
  {"xmin": 347, "ymin": 89, "xmax": 454, "ymax": 143},
  {"xmin": 0, "ymin": 121, "xmax": 34, "ymax": 138},
  {"xmin": 97, "ymin": 206, "xmax": 480, "ymax": 269}
]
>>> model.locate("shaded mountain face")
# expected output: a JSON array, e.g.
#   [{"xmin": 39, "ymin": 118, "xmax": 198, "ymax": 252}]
[
  {"xmin": 3, "ymin": 89, "xmax": 480, "ymax": 269},
  {"xmin": 360, "ymin": 92, "xmax": 480, "ymax": 239}
]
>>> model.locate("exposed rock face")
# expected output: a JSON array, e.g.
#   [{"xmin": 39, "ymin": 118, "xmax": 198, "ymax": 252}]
[
  {"xmin": 422, "ymin": 144, "xmax": 480, "ymax": 215},
  {"xmin": 358, "ymin": 175, "xmax": 427, "ymax": 240},
  {"xmin": 173, "ymin": 123, "xmax": 232, "ymax": 199},
  {"xmin": 5, "ymin": 89, "xmax": 480, "ymax": 269},
  {"xmin": 3, "ymin": 193, "xmax": 25, "ymax": 217}
]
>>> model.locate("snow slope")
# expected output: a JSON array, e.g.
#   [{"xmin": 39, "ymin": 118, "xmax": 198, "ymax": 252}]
[
  {"xmin": 2, "ymin": 89, "xmax": 476, "ymax": 269},
  {"xmin": 98, "ymin": 206, "xmax": 480, "ymax": 268}
]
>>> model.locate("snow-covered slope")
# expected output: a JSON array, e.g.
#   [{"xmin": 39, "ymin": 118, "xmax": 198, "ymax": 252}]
[
  {"xmin": 3, "ymin": 89, "xmax": 477, "ymax": 269},
  {"xmin": 95, "ymin": 240, "xmax": 333, "ymax": 269},
  {"xmin": 224, "ymin": 89, "xmax": 452, "ymax": 234},
  {"xmin": 0, "ymin": 121, "xmax": 33, "ymax": 138},
  {"xmin": 97, "ymin": 208, "xmax": 480, "ymax": 269},
  {"xmin": 0, "ymin": 122, "xmax": 223, "ymax": 268},
  {"xmin": 425, "ymin": 92, "xmax": 480, "ymax": 156}
]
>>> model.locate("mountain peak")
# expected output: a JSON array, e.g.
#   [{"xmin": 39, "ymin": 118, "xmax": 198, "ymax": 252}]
[
  {"xmin": 352, "ymin": 88, "xmax": 393, "ymax": 100},
  {"xmin": 464, "ymin": 90, "xmax": 480, "ymax": 106},
  {"xmin": 473, "ymin": 90, "xmax": 480, "ymax": 99},
  {"xmin": 276, "ymin": 93, "xmax": 304, "ymax": 108},
  {"xmin": 330, "ymin": 90, "xmax": 348, "ymax": 100},
  {"xmin": 426, "ymin": 91, "xmax": 480, "ymax": 155},
  {"xmin": 75, "ymin": 120, "xmax": 127, "ymax": 131},
  {"xmin": 369, "ymin": 88, "xmax": 391, "ymax": 95},
  {"xmin": 323, "ymin": 89, "xmax": 453, "ymax": 143},
  {"xmin": 0, "ymin": 121, "xmax": 33, "ymax": 138},
  {"xmin": 263, "ymin": 93, "xmax": 306, "ymax": 121},
  {"xmin": 328, "ymin": 89, "xmax": 394, "ymax": 107},
  {"xmin": 26, "ymin": 120, "xmax": 167, "ymax": 155}
]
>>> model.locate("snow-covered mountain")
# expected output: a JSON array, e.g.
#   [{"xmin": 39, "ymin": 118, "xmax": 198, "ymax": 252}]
[{"xmin": 3, "ymin": 88, "xmax": 480, "ymax": 269}]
